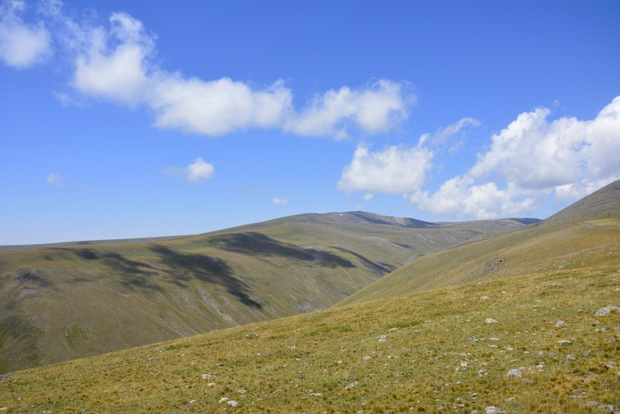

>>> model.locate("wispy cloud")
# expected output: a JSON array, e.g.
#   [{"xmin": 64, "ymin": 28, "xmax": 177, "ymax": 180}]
[
  {"xmin": 0, "ymin": 0, "xmax": 51, "ymax": 68},
  {"xmin": 1, "ymin": 2, "xmax": 414, "ymax": 139},
  {"xmin": 272, "ymin": 196, "xmax": 289, "ymax": 206},
  {"xmin": 161, "ymin": 158, "xmax": 215, "ymax": 184},
  {"xmin": 46, "ymin": 172, "xmax": 62, "ymax": 187}
]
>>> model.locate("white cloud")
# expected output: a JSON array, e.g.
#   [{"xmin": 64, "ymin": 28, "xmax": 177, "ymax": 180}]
[
  {"xmin": 161, "ymin": 158, "xmax": 215, "ymax": 183},
  {"xmin": 338, "ymin": 143, "xmax": 433, "ymax": 194},
  {"xmin": 71, "ymin": 12, "xmax": 152, "ymax": 105},
  {"xmin": 272, "ymin": 196, "xmax": 289, "ymax": 206},
  {"xmin": 286, "ymin": 79, "xmax": 412, "ymax": 139},
  {"xmin": 470, "ymin": 97, "xmax": 620, "ymax": 192},
  {"xmin": 185, "ymin": 158, "xmax": 214, "ymax": 183},
  {"xmin": 0, "ymin": 0, "xmax": 51, "ymax": 68},
  {"xmin": 150, "ymin": 76, "xmax": 293, "ymax": 135},
  {"xmin": 10, "ymin": 5, "xmax": 412, "ymax": 138},
  {"xmin": 410, "ymin": 176, "xmax": 538, "ymax": 219},
  {"xmin": 410, "ymin": 96, "xmax": 620, "ymax": 218},
  {"xmin": 363, "ymin": 192, "xmax": 374, "ymax": 201},
  {"xmin": 46, "ymin": 172, "xmax": 62, "ymax": 187}
]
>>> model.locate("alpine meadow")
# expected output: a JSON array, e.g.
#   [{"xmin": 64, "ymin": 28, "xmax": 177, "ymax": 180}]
[{"xmin": 1, "ymin": 1, "xmax": 619, "ymax": 413}]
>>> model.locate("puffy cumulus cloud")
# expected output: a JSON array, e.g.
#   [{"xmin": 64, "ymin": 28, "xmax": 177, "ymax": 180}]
[
  {"xmin": 338, "ymin": 143, "xmax": 433, "ymax": 194},
  {"xmin": 410, "ymin": 176, "xmax": 538, "ymax": 219},
  {"xmin": 1, "ymin": 2, "xmax": 413, "ymax": 138},
  {"xmin": 184, "ymin": 158, "xmax": 215, "ymax": 183},
  {"xmin": 410, "ymin": 96, "xmax": 620, "ymax": 219},
  {"xmin": 71, "ymin": 13, "xmax": 153, "ymax": 105},
  {"xmin": 150, "ymin": 76, "xmax": 293, "ymax": 135},
  {"xmin": 469, "ymin": 97, "xmax": 620, "ymax": 192},
  {"xmin": 46, "ymin": 172, "xmax": 62, "ymax": 187},
  {"xmin": 286, "ymin": 80, "xmax": 412, "ymax": 139},
  {"xmin": 0, "ymin": 0, "xmax": 51, "ymax": 68},
  {"xmin": 272, "ymin": 196, "xmax": 289, "ymax": 206}
]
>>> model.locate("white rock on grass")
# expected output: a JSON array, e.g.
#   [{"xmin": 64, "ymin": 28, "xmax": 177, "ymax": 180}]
[
  {"xmin": 485, "ymin": 318, "xmax": 498, "ymax": 324},
  {"xmin": 485, "ymin": 406, "xmax": 502, "ymax": 414},
  {"xmin": 227, "ymin": 400, "xmax": 239, "ymax": 407},
  {"xmin": 553, "ymin": 320, "xmax": 567, "ymax": 328},
  {"xmin": 507, "ymin": 368, "xmax": 522, "ymax": 378},
  {"xmin": 202, "ymin": 374, "xmax": 217, "ymax": 380},
  {"xmin": 219, "ymin": 397, "xmax": 229, "ymax": 403},
  {"xmin": 595, "ymin": 306, "xmax": 620, "ymax": 316}
]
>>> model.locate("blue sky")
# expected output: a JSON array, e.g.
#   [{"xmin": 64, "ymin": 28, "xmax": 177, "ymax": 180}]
[{"xmin": 1, "ymin": 0, "xmax": 619, "ymax": 245}]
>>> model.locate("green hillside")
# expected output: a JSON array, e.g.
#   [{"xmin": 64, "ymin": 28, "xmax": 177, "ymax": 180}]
[
  {"xmin": 1, "ymin": 183, "xmax": 618, "ymax": 412},
  {"xmin": 0, "ymin": 212, "xmax": 528, "ymax": 373},
  {"xmin": 542, "ymin": 180, "xmax": 620, "ymax": 226},
  {"xmin": 1, "ymin": 255, "xmax": 617, "ymax": 413},
  {"xmin": 338, "ymin": 180, "xmax": 620, "ymax": 307}
]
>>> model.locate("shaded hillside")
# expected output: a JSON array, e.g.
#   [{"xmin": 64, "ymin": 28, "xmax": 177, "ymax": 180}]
[
  {"xmin": 2, "ymin": 254, "xmax": 617, "ymax": 413},
  {"xmin": 338, "ymin": 181, "xmax": 620, "ymax": 307},
  {"xmin": 0, "ymin": 212, "xmax": 530, "ymax": 373}
]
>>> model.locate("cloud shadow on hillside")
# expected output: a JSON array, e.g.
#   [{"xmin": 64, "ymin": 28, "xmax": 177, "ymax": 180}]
[
  {"xmin": 207, "ymin": 232, "xmax": 355, "ymax": 268},
  {"xmin": 59, "ymin": 248, "xmax": 163, "ymax": 292},
  {"xmin": 332, "ymin": 247, "xmax": 396, "ymax": 276},
  {"xmin": 149, "ymin": 245, "xmax": 262, "ymax": 308}
]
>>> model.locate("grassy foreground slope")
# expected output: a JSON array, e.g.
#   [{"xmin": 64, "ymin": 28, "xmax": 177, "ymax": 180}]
[
  {"xmin": 1, "ymin": 258, "xmax": 618, "ymax": 412},
  {"xmin": 0, "ymin": 212, "xmax": 529, "ymax": 373},
  {"xmin": 338, "ymin": 180, "xmax": 620, "ymax": 307}
]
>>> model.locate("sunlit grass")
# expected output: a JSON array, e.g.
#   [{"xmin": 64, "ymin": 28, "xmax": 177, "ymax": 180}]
[{"xmin": 2, "ymin": 266, "xmax": 618, "ymax": 413}]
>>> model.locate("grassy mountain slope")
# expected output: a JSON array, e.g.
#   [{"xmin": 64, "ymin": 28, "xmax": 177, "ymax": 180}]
[
  {"xmin": 0, "ymin": 212, "xmax": 529, "ymax": 373},
  {"xmin": 1, "ymin": 257, "xmax": 617, "ymax": 413},
  {"xmin": 542, "ymin": 180, "xmax": 620, "ymax": 226},
  {"xmin": 338, "ymin": 180, "xmax": 620, "ymax": 307}
]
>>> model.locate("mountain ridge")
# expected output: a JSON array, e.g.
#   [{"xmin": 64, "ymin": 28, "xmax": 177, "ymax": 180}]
[{"xmin": 0, "ymin": 211, "xmax": 533, "ymax": 373}]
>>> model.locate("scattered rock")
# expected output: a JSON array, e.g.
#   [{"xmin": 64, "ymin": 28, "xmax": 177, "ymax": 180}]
[
  {"xmin": 480, "ymin": 296, "xmax": 491, "ymax": 301},
  {"xmin": 219, "ymin": 397, "xmax": 229, "ymax": 403},
  {"xmin": 566, "ymin": 354, "xmax": 576, "ymax": 360},
  {"xmin": 594, "ymin": 306, "xmax": 620, "ymax": 316},
  {"xmin": 484, "ymin": 406, "xmax": 502, "ymax": 414},
  {"xmin": 227, "ymin": 400, "xmax": 238, "ymax": 407},
  {"xmin": 246, "ymin": 332, "xmax": 258, "ymax": 339},
  {"xmin": 553, "ymin": 320, "xmax": 567, "ymax": 328},
  {"xmin": 202, "ymin": 374, "xmax": 217, "ymax": 380},
  {"xmin": 345, "ymin": 381, "xmax": 358, "ymax": 389},
  {"xmin": 478, "ymin": 369, "xmax": 488, "ymax": 377},
  {"xmin": 363, "ymin": 355, "xmax": 372, "ymax": 361},
  {"xmin": 485, "ymin": 318, "xmax": 498, "ymax": 324},
  {"xmin": 507, "ymin": 368, "xmax": 522, "ymax": 378}
]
